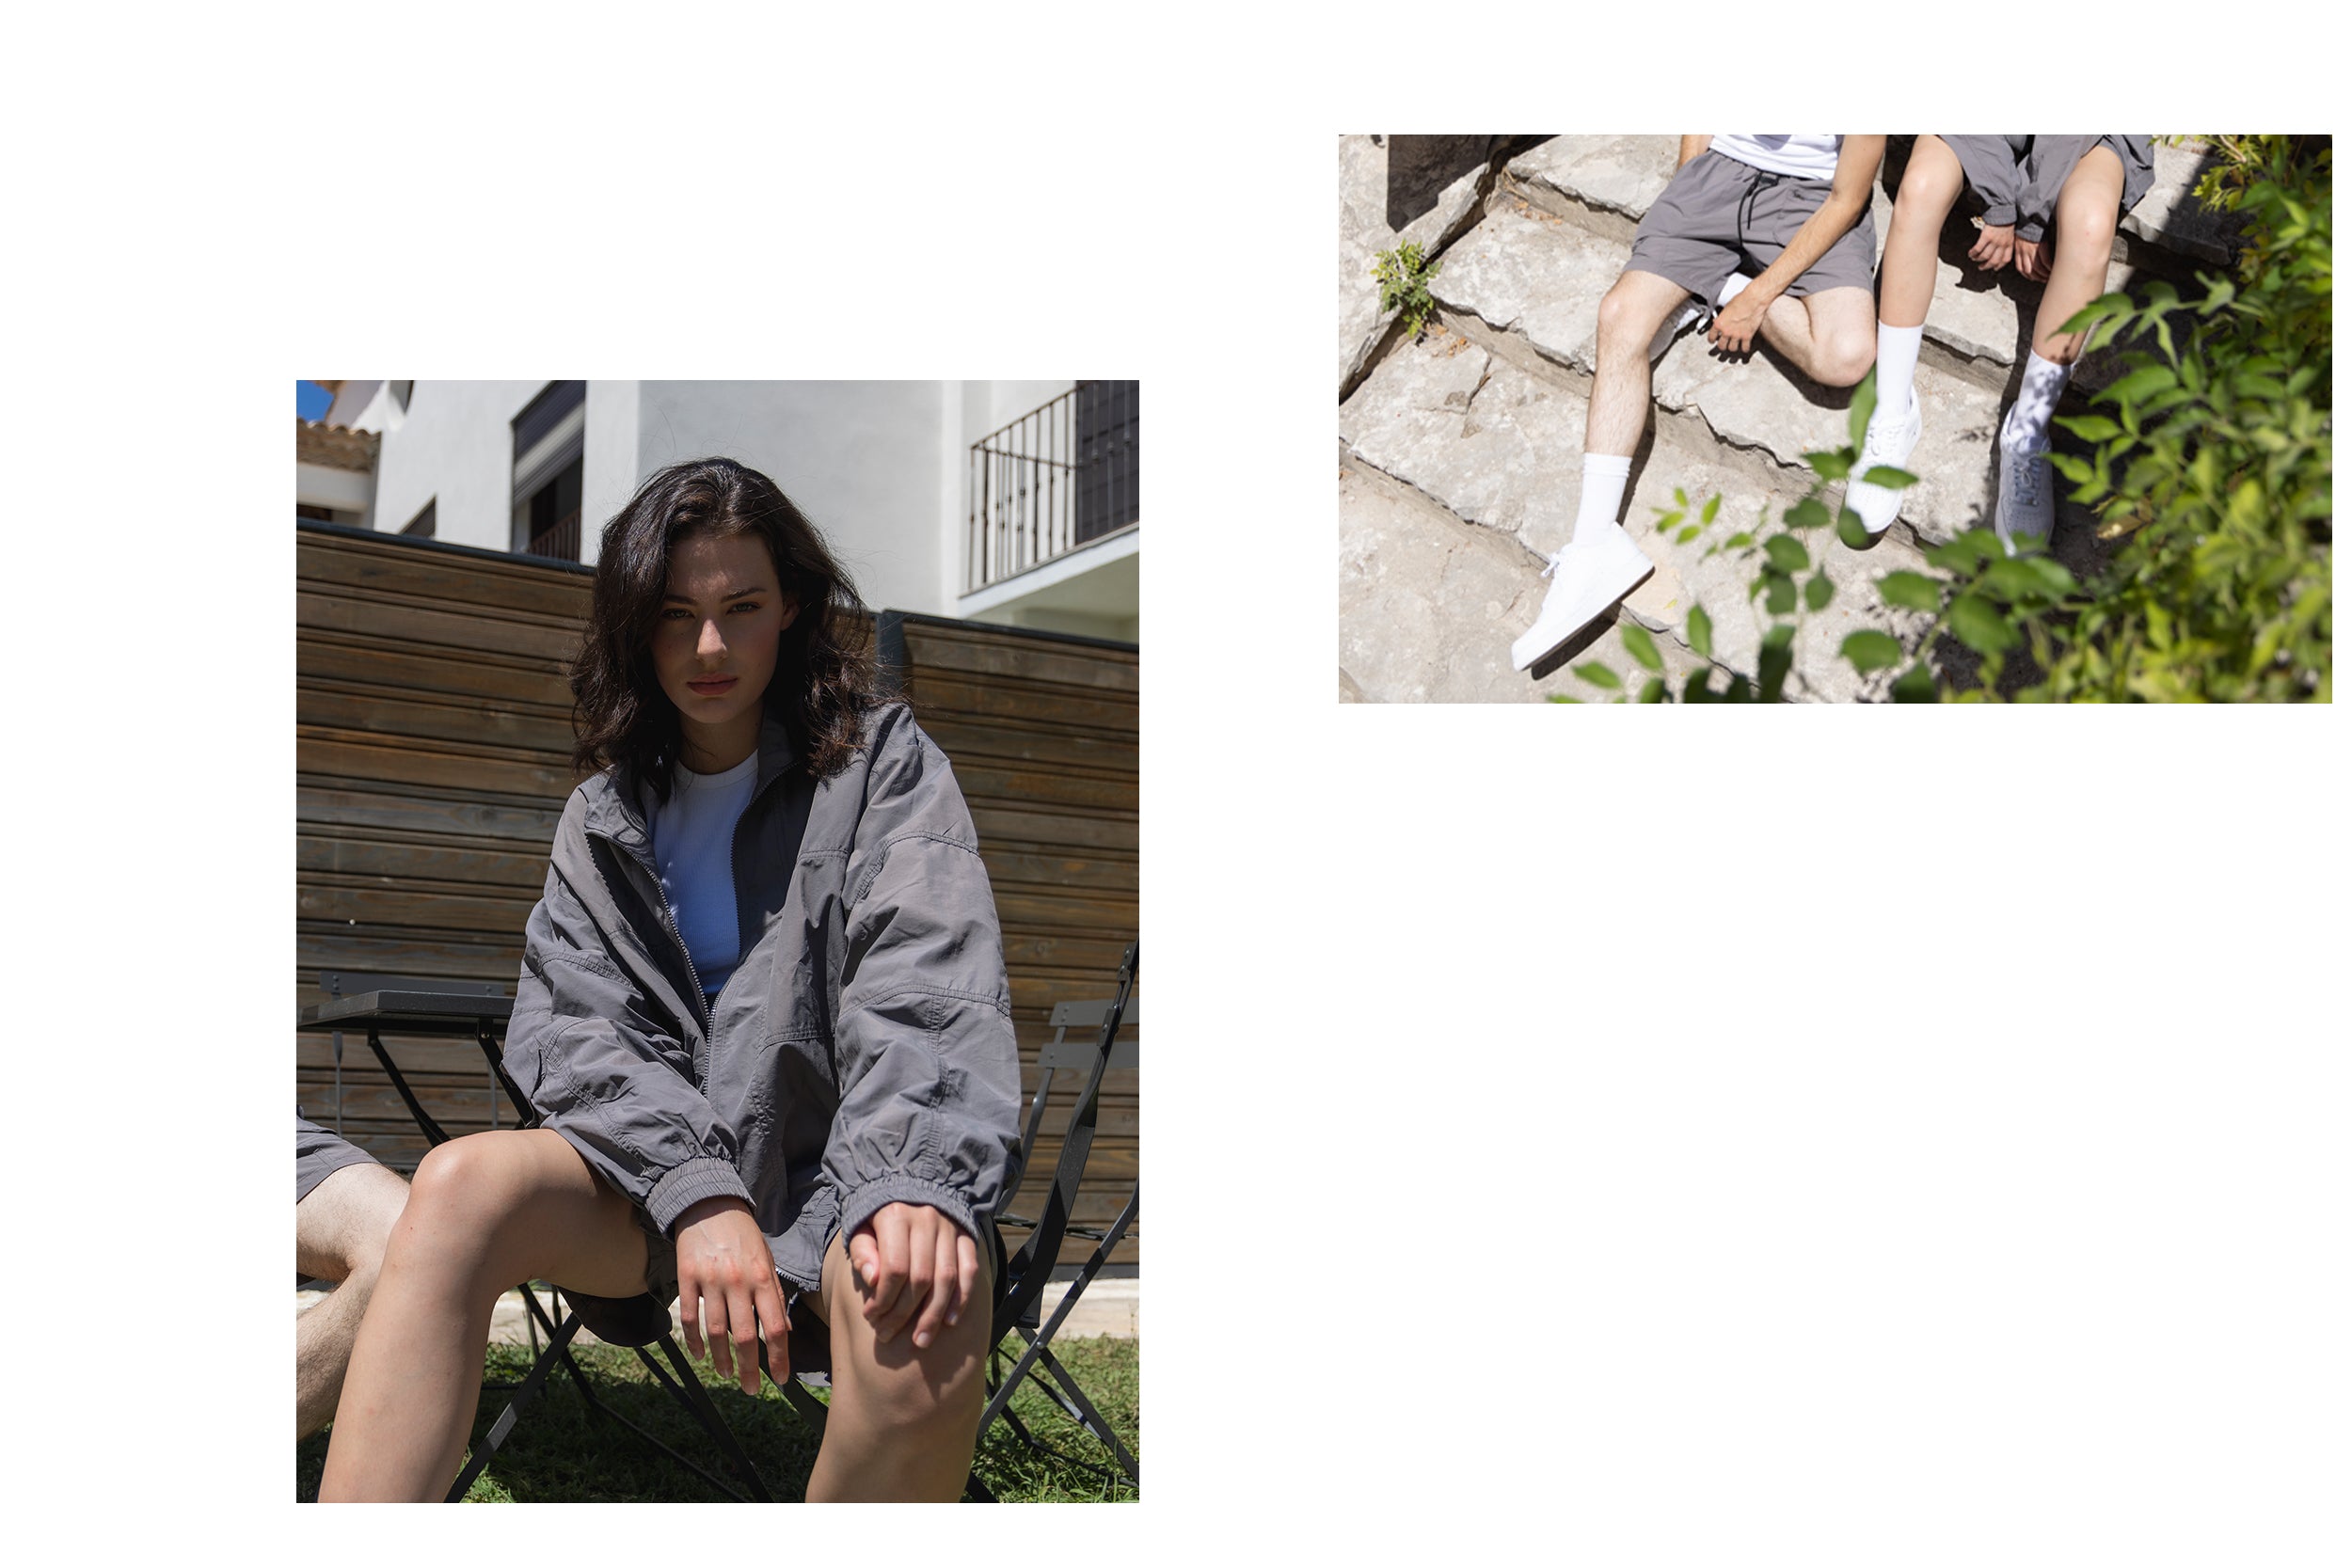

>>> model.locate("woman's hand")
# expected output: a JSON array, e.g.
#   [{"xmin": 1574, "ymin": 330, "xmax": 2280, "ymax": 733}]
[
  {"xmin": 674, "ymin": 1195, "xmax": 787, "ymax": 1394},
  {"xmin": 1968, "ymin": 221, "xmax": 2016, "ymax": 272},
  {"xmin": 2013, "ymin": 235, "xmax": 2051, "ymax": 281},
  {"xmin": 848, "ymin": 1202, "xmax": 979, "ymax": 1351}
]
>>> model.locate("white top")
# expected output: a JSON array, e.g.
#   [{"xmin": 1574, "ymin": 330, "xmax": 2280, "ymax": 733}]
[
  {"xmin": 650, "ymin": 752, "xmax": 760, "ymax": 997},
  {"xmin": 1711, "ymin": 134, "xmax": 1843, "ymax": 182}
]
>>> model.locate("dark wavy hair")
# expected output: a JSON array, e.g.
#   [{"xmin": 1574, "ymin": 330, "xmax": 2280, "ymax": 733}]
[{"xmin": 571, "ymin": 457, "xmax": 882, "ymax": 796}]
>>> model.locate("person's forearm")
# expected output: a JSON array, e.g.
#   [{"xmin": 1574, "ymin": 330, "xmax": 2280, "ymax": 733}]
[
  {"xmin": 1677, "ymin": 135, "xmax": 1712, "ymax": 169},
  {"xmin": 1741, "ymin": 193, "xmax": 1867, "ymax": 305}
]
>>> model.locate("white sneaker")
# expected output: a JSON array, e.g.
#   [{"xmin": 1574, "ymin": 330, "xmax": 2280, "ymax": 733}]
[
  {"xmin": 1995, "ymin": 436, "xmax": 2055, "ymax": 555},
  {"xmin": 1511, "ymin": 526, "xmax": 1656, "ymax": 672},
  {"xmin": 1648, "ymin": 297, "xmax": 1708, "ymax": 363},
  {"xmin": 1843, "ymin": 393, "xmax": 1922, "ymax": 536}
]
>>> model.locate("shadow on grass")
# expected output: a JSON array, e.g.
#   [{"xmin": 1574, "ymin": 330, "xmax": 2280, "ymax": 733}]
[{"xmin": 297, "ymin": 1335, "xmax": 1139, "ymax": 1503}]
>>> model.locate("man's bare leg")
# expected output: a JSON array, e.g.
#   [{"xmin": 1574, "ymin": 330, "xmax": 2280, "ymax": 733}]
[
  {"xmin": 296, "ymin": 1161, "xmax": 410, "ymax": 1441},
  {"xmin": 1587, "ymin": 268, "xmax": 1701, "ymax": 457},
  {"xmin": 1754, "ymin": 286, "xmax": 1878, "ymax": 387},
  {"xmin": 801, "ymin": 1228, "xmax": 994, "ymax": 1502},
  {"xmin": 316, "ymin": 1130, "xmax": 650, "ymax": 1501},
  {"xmin": 2030, "ymin": 145, "xmax": 2126, "ymax": 364}
]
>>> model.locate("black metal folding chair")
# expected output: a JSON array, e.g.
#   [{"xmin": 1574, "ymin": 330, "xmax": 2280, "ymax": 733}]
[
  {"xmin": 298, "ymin": 973, "xmax": 774, "ymax": 1502},
  {"xmin": 981, "ymin": 943, "xmax": 1140, "ymax": 1486},
  {"xmin": 753, "ymin": 942, "xmax": 1140, "ymax": 1500}
]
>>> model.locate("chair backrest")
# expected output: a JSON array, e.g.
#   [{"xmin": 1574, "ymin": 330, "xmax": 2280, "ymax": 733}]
[{"xmin": 994, "ymin": 943, "xmax": 1136, "ymax": 1338}]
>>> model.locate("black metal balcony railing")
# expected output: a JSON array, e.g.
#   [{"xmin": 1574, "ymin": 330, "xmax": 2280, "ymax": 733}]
[{"xmin": 967, "ymin": 380, "xmax": 1138, "ymax": 594}]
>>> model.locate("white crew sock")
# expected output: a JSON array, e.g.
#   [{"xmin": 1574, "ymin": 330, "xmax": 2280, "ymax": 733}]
[
  {"xmin": 1716, "ymin": 272, "xmax": 1753, "ymax": 308},
  {"xmin": 1572, "ymin": 454, "xmax": 1633, "ymax": 545},
  {"xmin": 1873, "ymin": 322, "xmax": 1926, "ymax": 420},
  {"xmin": 2001, "ymin": 350, "xmax": 2074, "ymax": 451}
]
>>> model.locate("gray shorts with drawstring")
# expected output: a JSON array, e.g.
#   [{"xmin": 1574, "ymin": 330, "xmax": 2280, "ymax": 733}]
[{"xmin": 1625, "ymin": 149, "xmax": 1879, "ymax": 306}]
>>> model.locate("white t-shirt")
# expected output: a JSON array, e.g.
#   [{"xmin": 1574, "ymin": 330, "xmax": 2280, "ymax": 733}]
[
  {"xmin": 1711, "ymin": 135, "xmax": 1843, "ymax": 182},
  {"xmin": 649, "ymin": 752, "xmax": 759, "ymax": 998}
]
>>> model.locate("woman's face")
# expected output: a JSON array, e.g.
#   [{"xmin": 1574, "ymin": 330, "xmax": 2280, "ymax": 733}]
[{"xmin": 650, "ymin": 530, "xmax": 798, "ymax": 771}]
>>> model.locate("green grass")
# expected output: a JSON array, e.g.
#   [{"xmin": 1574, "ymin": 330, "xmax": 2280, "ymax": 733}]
[{"xmin": 296, "ymin": 1332, "xmax": 1137, "ymax": 1502}]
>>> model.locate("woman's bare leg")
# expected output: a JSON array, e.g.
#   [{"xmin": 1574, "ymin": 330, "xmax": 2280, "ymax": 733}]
[
  {"xmin": 1881, "ymin": 135, "xmax": 1965, "ymax": 328},
  {"xmin": 315, "ymin": 1130, "xmax": 649, "ymax": 1501},
  {"xmin": 801, "ymin": 1229, "xmax": 993, "ymax": 1501},
  {"xmin": 2031, "ymin": 145, "xmax": 2126, "ymax": 363},
  {"xmin": 295, "ymin": 1160, "xmax": 412, "ymax": 1441}
]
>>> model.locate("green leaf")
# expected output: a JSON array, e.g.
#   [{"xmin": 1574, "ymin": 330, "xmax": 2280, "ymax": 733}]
[
  {"xmin": 2053, "ymin": 415, "xmax": 2122, "ymax": 442},
  {"xmin": 1948, "ymin": 593, "xmax": 2021, "ymax": 656},
  {"xmin": 1620, "ymin": 622, "xmax": 1664, "ymax": 673},
  {"xmin": 1676, "ymin": 523, "xmax": 1702, "ymax": 544},
  {"xmin": 1764, "ymin": 575, "xmax": 1797, "ymax": 615},
  {"xmin": 1841, "ymin": 629, "xmax": 1903, "ymax": 672},
  {"xmin": 1805, "ymin": 449, "xmax": 1853, "ymax": 483},
  {"xmin": 1764, "ymin": 534, "xmax": 1809, "ymax": 573},
  {"xmin": 1891, "ymin": 664, "xmax": 1936, "ymax": 702},
  {"xmin": 2100, "ymin": 364, "xmax": 2180, "ymax": 406},
  {"xmin": 1836, "ymin": 509, "xmax": 1872, "ymax": 550},
  {"xmin": 1724, "ymin": 531, "xmax": 1755, "ymax": 550},
  {"xmin": 1700, "ymin": 493, "xmax": 1722, "ymax": 526},
  {"xmin": 1758, "ymin": 624, "xmax": 1794, "ymax": 702},
  {"xmin": 1687, "ymin": 605, "xmax": 1713, "ymax": 660},
  {"xmin": 1574, "ymin": 662, "xmax": 1623, "ymax": 689},
  {"xmin": 2047, "ymin": 452, "xmax": 2093, "ymax": 484},
  {"xmin": 1848, "ymin": 366, "xmax": 1879, "ymax": 454},
  {"xmin": 1787, "ymin": 499, "xmax": 1833, "ymax": 531},
  {"xmin": 1877, "ymin": 570, "xmax": 1942, "ymax": 612},
  {"xmin": 1804, "ymin": 571, "xmax": 1835, "ymax": 612},
  {"xmin": 1682, "ymin": 669, "xmax": 1715, "ymax": 703},
  {"xmin": 1639, "ymin": 676, "xmax": 1667, "ymax": 704},
  {"xmin": 1925, "ymin": 530, "xmax": 2004, "ymax": 573},
  {"xmin": 1856, "ymin": 465, "xmax": 1918, "ymax": 492}
]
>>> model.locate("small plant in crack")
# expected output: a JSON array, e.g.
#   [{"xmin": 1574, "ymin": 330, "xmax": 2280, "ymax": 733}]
[{"xmin": 1373, "ymin": 242, "xmax": 1443, "ymax": 340}]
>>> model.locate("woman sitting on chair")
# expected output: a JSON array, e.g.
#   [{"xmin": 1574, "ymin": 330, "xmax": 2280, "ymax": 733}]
[{"xmin": 319, "ymin": 458, "xmax": 1023, "ymax": 1501}]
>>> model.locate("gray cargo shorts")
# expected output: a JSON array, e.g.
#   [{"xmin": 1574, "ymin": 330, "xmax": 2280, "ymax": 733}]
[
  {"xmin": 1626, "ymin": 149, "xmax": 1878, "ymax": 306},
  {"xmin": 295, "ymin": 1115, "xmax": 380, "ymax": 1204}
]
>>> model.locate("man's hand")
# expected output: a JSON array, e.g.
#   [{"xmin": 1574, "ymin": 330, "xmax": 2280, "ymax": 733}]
[
  {"xmin": 675, "ymin": 1195, "xmax": 787, "ymax": 1395},
  {"xmin": 848, "ymin": 1202, "xmax": 979, "ymax": 1351},
  {"xmin": 1706, "ymin": 290, "xmax": 1771, "ymax": 356},
  {"xmin": 1969, "ymin": 222, "xmax": 2016, "ymax": 272},
  {"xmin": 2013, "ymin": 236, "xmax": 2051, "ymax": 281}
]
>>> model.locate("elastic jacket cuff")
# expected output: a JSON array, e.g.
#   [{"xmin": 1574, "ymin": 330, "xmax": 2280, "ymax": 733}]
[
  {"xmin": 2015, "ymin": 217, "xmax": 2046, "ymax": 243},
  {"xmin": 1981, "ymin": 202, "xmax": 2017, "ymax": 229},
  {"xmin": 838, "ymin": 1173, "xmax": 982, "ymax": 1250},
  {"xmin": 647, "ymin": 1156, "xmax": 754, "ymax": 1236}
]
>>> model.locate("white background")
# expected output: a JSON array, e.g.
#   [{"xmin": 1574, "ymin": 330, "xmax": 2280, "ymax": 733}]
[{"xmin": 4, "ymin": 2, "xmax": 2342, "ymax": 1559}]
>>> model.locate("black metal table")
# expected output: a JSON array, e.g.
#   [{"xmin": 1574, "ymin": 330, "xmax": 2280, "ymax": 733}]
[{"xmin": 297, "ymin": 989, "xmax": 525, "ymax": 1148}]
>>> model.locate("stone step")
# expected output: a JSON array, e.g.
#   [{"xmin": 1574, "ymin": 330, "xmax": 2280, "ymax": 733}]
[
  {"xmin": 1337, "ymin": 135, "xmax": 1503, "ymax": 396},
  {"xmin": 1339, "ymin": 452, "xmax": 1710, "ymax": 703},
  {"xmin": 1340, "ymin": 332, "xmax": 1938, "ymax": 700}
]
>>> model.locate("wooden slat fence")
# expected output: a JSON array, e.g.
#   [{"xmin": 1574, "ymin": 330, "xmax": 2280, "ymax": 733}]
[{"xmin": 296, "ymin": 521, "xmax": 1139, "ymax": 1270}]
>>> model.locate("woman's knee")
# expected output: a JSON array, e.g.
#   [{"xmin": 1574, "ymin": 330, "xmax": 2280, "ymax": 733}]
[
  {"xmin": 841, "ymin": 1332, "xmax": 987, "ymax": 1435},
  {"xmin": 394, "ymin": 1134, "xmax": 541, "ymax": 1268},
  {"xmin": 1897, "ymin": 136, "xmax": 1964, "ymax": 214}
]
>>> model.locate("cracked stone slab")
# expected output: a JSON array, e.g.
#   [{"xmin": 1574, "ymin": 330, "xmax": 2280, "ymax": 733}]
[
  {"xmin": 1429, "ymin": 203, "xmax": 1619, "ymax": 374},
  {"xmin": 1339, "ymin": 135, "xmax": 1497, "ymax": 392},
  {"xmin": 1507, "ymin": 135, "xmax": 1677, "ymax": 228},
  {"xmin": 1339, "ymin": 463, "xmax": 1703, "ymax": 702},
  {"xmin": 1340, "ymin": 329, "xmax": 1583, "ymax": 561}
]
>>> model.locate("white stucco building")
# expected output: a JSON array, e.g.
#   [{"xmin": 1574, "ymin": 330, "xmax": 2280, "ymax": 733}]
[{"xmin": 302, "ymin": 379, "xmax": 1139, "ymax": 642}]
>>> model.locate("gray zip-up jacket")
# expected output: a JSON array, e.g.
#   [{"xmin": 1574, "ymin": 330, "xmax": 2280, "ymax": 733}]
[
  {"xmin": 1942, "ymin": 135, "xmax": 2156, "ymax": 243},
  {"xmin": 501, "ymin": 700, "xmax": 1022, "ymax": 1292}
]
